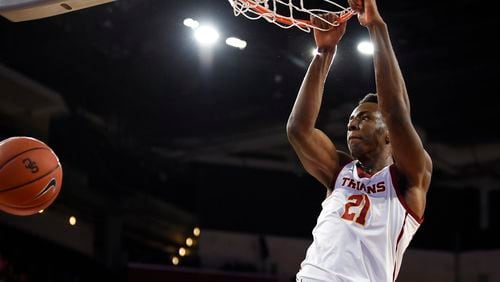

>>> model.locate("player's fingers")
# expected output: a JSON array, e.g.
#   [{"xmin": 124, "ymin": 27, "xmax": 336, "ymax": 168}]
[
  {"xmin": 348, "ymin": 0, "xmax": 362, "ymax": 12},
  {"xmin": 330, "ymin": 13, "xmax": 343, "ymax": 27},
  {"xmin": 312, "ymin": 13, "xmax": 328, "ymax": 30},
  {"xmin": 324, "ymin": 13, "xmax": 337, "ymax": 28},
  {"xmin": 328, "ymin": 13, "xmax": 337, "ymax": 27},
  {"xmin": 347, "ymin": 0, "xmax": 355, "ymax": 9},
  {"xmin": 327, "ymin": 13, "xmax": 335, "ymax": 23},
  {"xmin": 337, "ymin": 18, "xmax": 347, "ymax": 31},
  {"xmin": 310, "ymin": 14, "xmax": 321, "ymax": 27}
]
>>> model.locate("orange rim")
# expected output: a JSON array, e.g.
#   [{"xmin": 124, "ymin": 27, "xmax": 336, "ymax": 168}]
[{"xmin": 241, "ymin": 0, "xmax": 355, "ymax": 28}]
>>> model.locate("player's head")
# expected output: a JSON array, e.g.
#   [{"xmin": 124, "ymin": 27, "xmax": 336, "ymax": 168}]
[
  {"xmin": 358, "ymin": 92, "xmax": 378, "ymax": 104},
  {"xmin": 347, "ymin": 93, "xmax": 390, "ymax": 159}
]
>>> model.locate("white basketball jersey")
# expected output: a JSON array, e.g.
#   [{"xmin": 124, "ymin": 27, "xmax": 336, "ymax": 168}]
[{"xmin": 297, "ymin": 160, "xmax": 422, "ymax": 282}]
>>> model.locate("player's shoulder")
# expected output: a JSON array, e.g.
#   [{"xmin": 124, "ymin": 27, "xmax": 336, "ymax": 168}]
[{"xmin": 336, "ymin": 150, "xmax": 353, "ymax": 168}]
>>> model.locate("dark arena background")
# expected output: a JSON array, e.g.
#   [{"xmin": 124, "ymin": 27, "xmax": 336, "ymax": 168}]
[{"xmin": 0, "ymin": 0, "xmax": 498, "ymax": 281}]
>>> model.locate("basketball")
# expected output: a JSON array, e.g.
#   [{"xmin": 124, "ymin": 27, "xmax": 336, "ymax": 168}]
[{"xmin": 0, "ymin": 136, "xmax": 63, "ymax": 216}]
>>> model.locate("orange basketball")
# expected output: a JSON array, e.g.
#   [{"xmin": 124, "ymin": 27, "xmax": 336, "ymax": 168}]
[{"xmin": 0, "ymin": 136, "xmax": 62, "ymax": 216}]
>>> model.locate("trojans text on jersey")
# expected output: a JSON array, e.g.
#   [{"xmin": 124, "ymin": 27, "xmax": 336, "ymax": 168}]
[{"xmin": 341, "ymin": 177, "xmax": 386, "ymax": 194}]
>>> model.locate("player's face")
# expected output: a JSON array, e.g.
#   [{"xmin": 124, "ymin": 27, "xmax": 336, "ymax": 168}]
[{"xmin": 346, "ymin": 102, "xmax": 388, "ymax": 159}]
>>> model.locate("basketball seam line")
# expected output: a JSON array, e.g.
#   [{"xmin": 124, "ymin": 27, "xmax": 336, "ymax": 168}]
[
  {"xmin": 0, "ymin": 164, "xmax": 60, "ymax": 193},
  {"xmin": 0, "ymin": 147, "xmax": 50, "ymax": 170}
]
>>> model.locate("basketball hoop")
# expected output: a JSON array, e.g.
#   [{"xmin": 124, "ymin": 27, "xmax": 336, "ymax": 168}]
[{"xmin": 228, "ymin": 0, "xmax": 355, "ymax": 32}]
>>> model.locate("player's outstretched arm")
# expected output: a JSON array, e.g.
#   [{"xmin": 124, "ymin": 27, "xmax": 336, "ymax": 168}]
[
  {"xmin": 287, "ymin": 14, "xmax": 350, "ymax": 192},
  {"xmin": 349, "ymin": 0, "xmax": 432, "ymax": 217}
]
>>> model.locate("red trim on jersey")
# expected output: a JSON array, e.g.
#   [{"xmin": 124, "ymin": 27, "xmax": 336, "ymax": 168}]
[
  {"xmin": 393, "ymin": 212, "xmax": 408, "ymax": 281},
  {"xmin": 389, "ymin": 165, "xmax": 424, "ymax": 224},
  {"xmin": 356, "ymin": 165, "xmax": 372, "ymax": 178}
]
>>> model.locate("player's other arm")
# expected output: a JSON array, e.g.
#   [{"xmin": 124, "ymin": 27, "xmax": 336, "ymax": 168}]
[
  {"xmin": 350, "ymin": 0, "xmax": 432, "ymax": 217},
  {"xmin": 287, "ymin": 14, "xmax": 350, "ymax": 192}
]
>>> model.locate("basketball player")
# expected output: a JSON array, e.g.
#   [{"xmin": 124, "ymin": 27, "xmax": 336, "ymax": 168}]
[{"xmin": 286, "ymin": 0, "xmax": 432, "ymax": 281}]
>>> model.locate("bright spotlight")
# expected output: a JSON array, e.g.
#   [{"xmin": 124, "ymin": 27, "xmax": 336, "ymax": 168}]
[
  {"xmin": 183, "ymin": 18, "xmax": 199, "ymax": 29},
  {"xmin": 193, "ymin": 227, "xmax": 201, "ymax": 237},
  {"xmin": 172, "ymin": 256, "xmax": 179, "ymax": 266},
  {"xmin": 225, "ymin": 37, "xmax": 247, "ymax": 49},
  {"xmin": 194, "ymin": 25, "xmax": 219, "ymax": 46},
  {"xmin": 311, "ymin": 48, "xmax": 319, "ymax": 56},
  {"xmin": 357, "ymin": 41, "xmax": 374, "ymax": 55}
]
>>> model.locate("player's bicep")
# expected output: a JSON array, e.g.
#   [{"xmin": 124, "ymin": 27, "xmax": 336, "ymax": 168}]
[
  {"xmin": 288, "ymin": 129, "xmax": 340, "ymax": 187},
  {"xmin": 387, "ymin": 118, "xmax": 432, "ymax": 189}
]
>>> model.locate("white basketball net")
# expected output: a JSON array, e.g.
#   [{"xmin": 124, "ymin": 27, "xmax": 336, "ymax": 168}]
[{"xmin": 228, "ymin": 0, "xmax": 354, "ymax": 32}]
